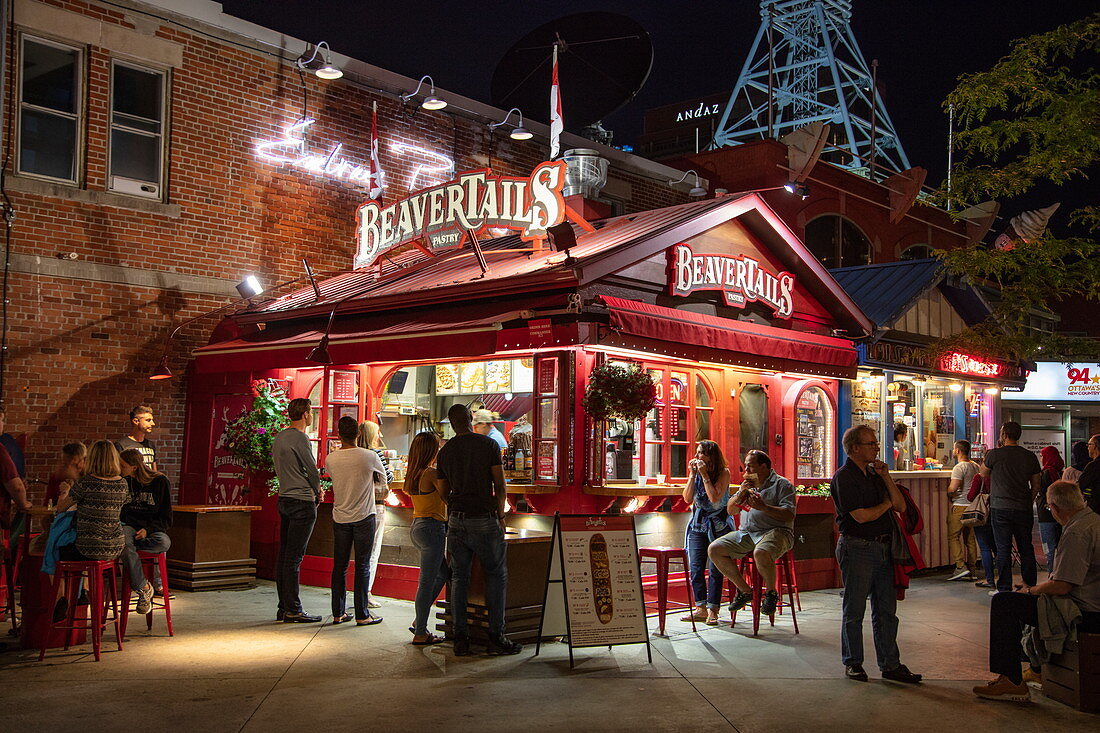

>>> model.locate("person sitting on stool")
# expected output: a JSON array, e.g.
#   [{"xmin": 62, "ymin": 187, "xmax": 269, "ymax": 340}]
[
  {"xmin": 974, "ymin": 480, "xmax": 1100, "ymax": 702},
  {"xmin": 118, "ymin": 448, "xmax": 173, "ymax": 613},
  {"xmin": 708, "ymin": 450, "xmax": 795, "ymax": 618}
]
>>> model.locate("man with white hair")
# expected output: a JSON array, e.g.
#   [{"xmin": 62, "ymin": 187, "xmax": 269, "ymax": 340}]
[{"xmin": 974, "ymin": 480, "xmax": 1100, "ymax": 702}]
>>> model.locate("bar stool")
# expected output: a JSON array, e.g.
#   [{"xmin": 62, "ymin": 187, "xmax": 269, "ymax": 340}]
[
  {"xmin": 39, "ymin": 559, "xmax": 123, "ymax": 661},
  {"xmin": 727, "ymin": 551, "xmax": 799, "ymax": 636},
  {"xmin": 121, "ymin": 551, "xmax": 174, "ymax": 638},
  {"xmin": 639, "ymin": 546, "xmax": 696, "ymax": 636}
]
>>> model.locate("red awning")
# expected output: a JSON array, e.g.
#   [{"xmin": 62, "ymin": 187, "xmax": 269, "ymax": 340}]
[
  {"xmin": 599, "ymin": 296, "xmax": 857, "ymax": 376},
  {"xmin": 193, "ymin": 300, "xmax": 548, "ymax": 373}
]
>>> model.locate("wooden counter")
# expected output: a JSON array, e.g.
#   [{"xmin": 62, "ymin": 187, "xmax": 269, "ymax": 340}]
[
  {"xmin": 584, "ymin": 483, "xmax": 685, "ymax": 497},
  {"xmin": 434, "ymin": 528, "xmax": 552, "ymax": 645},
  {"xmin": 168, "ymin": 505, "xmax": 261, "ymax": 591},
  {"xmin": 889, "ymin": 472, "xmax": 953, "ymax": 568},
  {"xmin": 387, "ymin": 480, "xmax": 559, "ymax": 495}
]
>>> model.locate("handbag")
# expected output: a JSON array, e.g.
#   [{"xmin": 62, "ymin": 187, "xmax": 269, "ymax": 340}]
[{"xmin": 960, "ymin": 491, "xmax": 989, "ymax": 527}]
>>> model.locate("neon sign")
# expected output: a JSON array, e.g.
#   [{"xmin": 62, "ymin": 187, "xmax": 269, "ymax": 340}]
[
  {"xmin": 667, "ymin": 243, "xmax": 795, "ymax": 318},
  {"xmin": 355, "ymin": 161, "xmax": 567, "ymax": 266},
  {"xmin": 939, "ymin": 352, "xmax": 1003, "ymax": 377},
  {"xmin": 390, "ymin": 143, "xmax": 454, "ymax": 191}
]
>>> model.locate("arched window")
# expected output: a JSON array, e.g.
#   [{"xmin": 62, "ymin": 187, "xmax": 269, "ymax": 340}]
[
  {"xmin": 900, "ymin": 244, "xmax": 933, "ymax": 261},
  {"xmin": 794, "ymin": 386, "xmax": 834, "ymax": 479},
  {"xmin": 804, "ymin": 215, "xmax": 872, "ymax": 268}
]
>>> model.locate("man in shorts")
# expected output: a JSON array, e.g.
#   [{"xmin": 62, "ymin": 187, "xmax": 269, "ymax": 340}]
[{"xmin": 708, "ymin": 449, "xmax": 795, "ymax": 617}]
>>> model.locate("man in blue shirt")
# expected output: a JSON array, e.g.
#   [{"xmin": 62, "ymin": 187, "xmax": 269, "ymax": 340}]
[
  {"xmin": 830, "ymin": 425, "xmax": 921, "ymax": 684},
  {"xmin": 472, "ymin": 409, "xmax": 507, "ymax": 450}
]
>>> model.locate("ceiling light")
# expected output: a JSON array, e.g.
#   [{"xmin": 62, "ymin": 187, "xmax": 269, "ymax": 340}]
[
  {"xmin": 402, "ymin": 75, "xmax": 447, "ymax": 110},
  {"xmin": 949, "ymin": 382, "xmax": 962, "ymax": 391},
  {"xmin": 866, "ymin": 368, "xmax": 885, "ymax": 381},
  {"xmin": 910, "ymin": 374, "xmax": 927, "ymax": 385},
  {"xmin": 984, "ymin": 387, "xmax": 1000, "ymax": 395},
  {"xmin": 296, "ymin": 41, "xmax": 342, "ymax": 80}
]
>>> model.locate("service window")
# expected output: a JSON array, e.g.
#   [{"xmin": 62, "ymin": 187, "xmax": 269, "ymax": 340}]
[
  {"xmin": 795, "ymin": 386, "xmax": 834, "ymax": 479},
  {"xmin": 534, "ymin": 355, "xmax": 561, "ymax": 483},
  {"xmin": 18, "ymin": 35, "xmax": 82, "ymax": 183}
]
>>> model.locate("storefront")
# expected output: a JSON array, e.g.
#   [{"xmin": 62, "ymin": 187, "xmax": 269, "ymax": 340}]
[
  {"xmin": 831, "ymin": 260, "xmax": 1028, "ymax": 566},
  {"xmin": 1002, "ymin": 362, "xmax": 1100, "ymax": 457},
  {"xmin": 181, "ymin": 169, "xmax": 874, "ymax": 595}
]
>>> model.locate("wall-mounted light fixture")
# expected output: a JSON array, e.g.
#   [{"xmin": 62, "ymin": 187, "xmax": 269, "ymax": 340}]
[
  {"xmin": 296, "ymin": 41, "xmax": 342, "ymax": 80},
  {"xmin": 669, "ymin": 169, "xmax": 707, "ymax": 198},
  {"xmin": 401, "ymin": 75, "xmax": 447, "ymax": 111},
  {"xmin": 783, "ymin": 181, "xmax": 810, "ymax": 199},
  {"xmin": 488, "ymin": 107, "xmax": 533, "ymax": 141},
  {"xmin": 866, "ymin": 368, "xmax": 885, "ymax": 381}
]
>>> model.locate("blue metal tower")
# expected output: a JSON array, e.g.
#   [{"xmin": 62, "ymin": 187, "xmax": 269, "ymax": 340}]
[{"xmin": 712, "ymin": 0, "xmax": 910, "ymax": 175}]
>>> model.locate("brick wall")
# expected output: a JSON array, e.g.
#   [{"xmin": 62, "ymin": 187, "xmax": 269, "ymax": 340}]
[{"xmin": 2, "ymin": 0, "xmax": 686, "ymax": 495}]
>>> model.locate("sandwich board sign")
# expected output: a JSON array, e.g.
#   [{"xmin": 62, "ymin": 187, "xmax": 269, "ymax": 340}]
[{"xmin": 536, "ymin": 513, "xmax": 651, "ymax": 667}]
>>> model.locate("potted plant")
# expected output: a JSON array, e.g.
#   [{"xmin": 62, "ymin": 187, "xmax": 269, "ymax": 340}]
[{"xmin": 583, "ymin": 363, "xmax": 658, "ymax": 421}]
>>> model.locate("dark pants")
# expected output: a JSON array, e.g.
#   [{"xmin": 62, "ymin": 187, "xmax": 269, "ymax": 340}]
[
  {"xmin": 974, "ymin": 523, "xmax": 996, "ymax": 584},
  {"xmin": 837, "ymin": 535, "xmax": 901, "ymax": 671},
  {"xmin": 331, "ymin": 514, "xmax": 376, "ymax": 620},
  {"xmin": 686, "ymin": 526, "xmax": 726, "ymax": 609},
  {"xmin": 448, "ymin": 512, "xmax": 507, "ymax": 639},
  {"xmin": 276, "ymin": 496, "xmax": 317, "ymax": 614},
  {"xmin": 991, "ymin": 508, "xmax": 1037, "ymax": 592},
  {"xmin": 1038, "ymin": 521, "xmax": 1062, "ymax": 572},
  {"xmin": 410, "ymin": 517, "xmax": 450, "ymax": 636},
  {"xmin": 988, "ymin": 591, "xmax": 1100, "ymax": 683}
]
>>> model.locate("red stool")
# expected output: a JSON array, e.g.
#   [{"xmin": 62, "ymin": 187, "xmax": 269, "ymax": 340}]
[
  {"xmin": 727, "ymin": 551, "xmax": 799, "ymax": 636},
  {"xmin": 639, "ymin": 547, "xmax": 697, "ymax": 636},
  {"xmin": 39, "ymin": 559, "xmax": 122, "ymax": 661},
  {"xmin": 121, "ymin": 551, "xmax": 174, "ymax": 638}
]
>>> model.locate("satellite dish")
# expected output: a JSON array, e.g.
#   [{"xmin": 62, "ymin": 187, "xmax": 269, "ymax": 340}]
[{"xmin": 491, "ymin": 12, "xmax": 653, "ymax": 130}]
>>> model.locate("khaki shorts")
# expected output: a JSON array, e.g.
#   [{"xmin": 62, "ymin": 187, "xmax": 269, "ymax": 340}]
[{"xmin": 710, "ymin": 528, "xmax": 794, "ymax": 561}]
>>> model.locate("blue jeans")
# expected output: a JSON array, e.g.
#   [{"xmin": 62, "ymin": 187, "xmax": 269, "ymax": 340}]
[
  {"xmin": 990, "ymin": 508, "xmax": 1037, "ymax": 592},
  {"xmin": 685, "ymin": 526, "xmax": 726, "ymax": 609},
  {"xmin": 837, "ymin": 535, "xmax": 900, "ymax": 672},
  {"xmin": 410, "ymin": 517, "xmax": 451, "ymax": 635},
  {"xmin": 120, "ymin": 525, "xmax": 171, "ymax": 589},
  {"xmin": 1038, "ymin": 521, "xmax": 1062, "ymax": 573},
  {"xmin": 448, "ymin": 512, "xmax": 508, "ymax": 638},
  {"xmin": 973, "ymin": 523, "xmax": 996, "ymax": 584},
  {"xmin": 276, "ymin": 497, "xmax": 318, "ymax": 614},
  {"xmin": 331, "ymin": 513, "xmax": 376, "ymax": 620}
]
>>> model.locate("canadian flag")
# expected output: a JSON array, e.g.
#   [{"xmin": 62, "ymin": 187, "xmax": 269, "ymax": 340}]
[
  {"xmin": 549, "ymin": 43, "xmax": 563, "ymax": 159},
  {"xmin": 368, "ymin": 100, "xmax": 384, "ymax": 199}
]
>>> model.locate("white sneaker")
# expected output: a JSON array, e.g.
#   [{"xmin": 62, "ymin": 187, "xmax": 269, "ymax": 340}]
[
  {"xmin": 136, "ymin": 582, "xmax": 154, "ymax": 614},
  {"xmin": 988, "ymin": 590, "xmax": 1001, "ymax": 597},
  {"xmin": 948, "ymin": 568, "xmax": 970, "ymax": 581}
]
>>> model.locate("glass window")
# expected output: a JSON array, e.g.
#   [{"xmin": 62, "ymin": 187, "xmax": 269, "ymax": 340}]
[
  {"xmin": 738, "ymin": 383, "xmax": 769, "ymax": 464},
  {"xmin": 534, "ymin": 356, "xmax": 560, "ymax": 482},
  {"xmin": 850, "ymin": 375, "xmax": 883, "ymax": 458},
  {"xmin": 804, "ymin": 215, "xmax": 872, "ymax": 269},
  {"xmin": 18, "ymin": 36, "xmax": 81, "ymax": 182},
  {"xmin": 110, "ymin": 61, "xmax": 166, "ymax": 196},
  {"xmin": 900, "ymin": 244, "xmax": 933, "ymax": 261},
  {"xmin": 922, "ymin": 383, "xmax": 953, "ymax": 467},
  {"xmin": 887, "ymin": 378, "xmax": 917, "ymax": 469},
  {"xmin": 795, "ymin": 386, "xmax": 834, "ymax": 479},
  {"xmin": 305, "ymin": 376, "xmax": 323, "ymax": 457}
]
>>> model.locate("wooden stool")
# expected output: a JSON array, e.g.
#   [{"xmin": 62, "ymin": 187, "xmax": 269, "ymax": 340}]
[
  {"xmin": 1043, "ymin": 631, "xmax": 1100, "ymax": 713},
  {"xmin": 121, "ymin": 551, "xmax": 174, "ymax": 638},
  {"xmin": 727, "ymin": 551, "xmax": 799, "ymax": 636},
  {"xmin": 39, "ymin": 559, "xmax": 122, "ymax": 661},
  {"xmin": 639, "ymin": 547, "xmax": 696, "ymax": 636}
]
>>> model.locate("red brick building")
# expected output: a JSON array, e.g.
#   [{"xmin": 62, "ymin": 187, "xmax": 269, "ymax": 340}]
[{"xmin": 1, "ymin": 0, "xmax": 691, "ymax": 492}]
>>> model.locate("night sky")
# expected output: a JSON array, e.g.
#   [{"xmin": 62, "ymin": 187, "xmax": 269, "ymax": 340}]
[{"xmin": 221, "ymin": 0, "xmax": 1095, "ymax": 190}]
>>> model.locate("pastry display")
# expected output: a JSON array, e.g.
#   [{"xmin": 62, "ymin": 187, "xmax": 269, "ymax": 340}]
[
  {"xmin": 589, "ymin": 533, "xmax": 614, "ymax": 624},
  {"xmin": 435, "ymin": 364, "xmax": 459, "ymax": 394}
]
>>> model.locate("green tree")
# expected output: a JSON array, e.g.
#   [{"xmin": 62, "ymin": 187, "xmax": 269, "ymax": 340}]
[{"xmin": 934, "ymin": 12, "xmax": 1100, "ymax": 361}]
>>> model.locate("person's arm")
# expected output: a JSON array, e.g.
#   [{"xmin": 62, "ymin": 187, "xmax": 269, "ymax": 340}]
[
  {"xmin": 150, "ymin": 476, "xmax": 173, "ymax": 533},
  {"xmin": 979, "ymin": 464, "xmax": 991, "ymax": 479},
  {"xmin": 295, "ymin": 432, "xmax": 322, "ymax": 498},
  {"xmin": 745, "ymin": 479, "xmax": 796, "ymax": 522},
  {"xmin": 1029, "ymin": 472, "xmax": 1041, "ymax": 502},
  {"xmin": 56, "ymin": 479, "xmax": 81, "ymax": 513},
  {"xmin": 1020, "ymin": 579, "xmax": 1075, "ymax": 596},
  {"xmin": 491, "ymin": 465, "xmax": 507, "ymax": 523},
  {"xmin": 700, "ymin": 467, "xmax": 731, "ymax": 506},
  {"xmin": 876, "ymin": 461, "xmax": 907, "ymax": 512},
  {"xmin": 4, "ymin": 477, "xmax": 31, "ymax": 511}
]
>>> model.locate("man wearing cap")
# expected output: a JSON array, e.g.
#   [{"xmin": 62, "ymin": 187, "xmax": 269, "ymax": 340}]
[{"xmin": 472, "ymin": 409, "xmax": 507, "ymax": 450}]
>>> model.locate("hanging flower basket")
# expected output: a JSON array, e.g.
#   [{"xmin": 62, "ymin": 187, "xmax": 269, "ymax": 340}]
[
  {"xmin": 583, "ymin": 363, "xmax": 658, "ymax": 421},
  {"xmin": 224, "ymin": 380, "xmax": 290, "ymax": 475}
]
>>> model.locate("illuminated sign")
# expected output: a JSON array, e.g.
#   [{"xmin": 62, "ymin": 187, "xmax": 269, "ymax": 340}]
[
  {"xmin": 391, "ymin": 142, "xmax": 454, "ymax": 191},
  {"xmin": 676, "ymin": 101, "xmax": 721, "ymax": 123},
  {"xmin": 666, "ymin": 243, "xmax": 795, "ymax": 318},
  {"xmin": 1002, "ymin": 362, "xmax": 1100, "ymax": 402},
  {"xmin": 355, "ymin": 161, "xmax": 567, "ymax": 266},
  {"xmin": 939, "ymin": 352, "xmax": 1003, "ymax": 377}
]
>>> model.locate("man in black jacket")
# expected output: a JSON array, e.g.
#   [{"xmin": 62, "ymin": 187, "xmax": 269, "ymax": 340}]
[{"xmin": 1079, "ymin": 434, "xmax": 1100, "ymax": 513}]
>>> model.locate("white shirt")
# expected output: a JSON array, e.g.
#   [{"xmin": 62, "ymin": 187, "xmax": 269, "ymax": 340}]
[{"xmin": 324, "ymin": 447, "xmax": 385, "ymax": 524}]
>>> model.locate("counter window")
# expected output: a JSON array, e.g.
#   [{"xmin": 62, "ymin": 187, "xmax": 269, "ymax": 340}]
[
  {"xmin": 887, "ymin": 378, "xmax": 917, "ymax": 469},
  {"xmin": 738, "ymin": 383, "xmax": 768, "ymax": 464},
  {"xmin": 534, "ymin": 356, "xmax": 560, "ymax": 482},
  {"xmin": 850, "ymin": 376, "xmax": 883, "ymax": 451},
  {"xmin": 795, "ymin": 386, "xmax": 834, "ymax": 479},
  {"xmin": 922, "ymin": 383, "xmax": 953, "ymax": 468}
]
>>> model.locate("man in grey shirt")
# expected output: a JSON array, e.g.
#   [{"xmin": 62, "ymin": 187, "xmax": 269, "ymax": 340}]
[
  {"xmin": 272, "ymin": 397, "xmax": 322, "ymax": 623},
  {"xmin": 980, "ymin": 422, "xmax": 1041, "ymax": 592},
  {"xmin": 708, "ymin": 450, "xmax": 796, "ymax": 617}
]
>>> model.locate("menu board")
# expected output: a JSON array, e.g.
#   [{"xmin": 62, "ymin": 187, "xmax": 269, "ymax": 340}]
[
  {"xmin": 435, "ymin": 364, "xmax": 459, "ymax": 394},
  {"xmin": 536, "ymin": 514, "xmax": 651, "ymax": 667},
  {"xmin": 459, "ymin": 363, "xmax": 485, "ymax": 393},
  {"xmin": 329, "ymin": 370, "xmax": 359, "ymax": 403},
  {"xmin": 485, "ymin": 360, "xmax": 512, "ymax": 392}
]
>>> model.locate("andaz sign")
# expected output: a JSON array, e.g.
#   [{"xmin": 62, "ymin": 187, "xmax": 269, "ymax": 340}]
[
  {"xmin": 667, "ymin": 243, "xmax": 795, "ymax": 318},
  {"xmin": 356, "ymin": 162, "xmax": 566, "ymax": 266}
]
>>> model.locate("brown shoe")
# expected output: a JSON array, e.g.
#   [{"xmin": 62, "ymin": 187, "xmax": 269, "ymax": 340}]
[
  {"xmin": 680, "ymin": 609, "xmax": 708, "ymax": 622},
  {"xmin": 973, "ymin": 675, "xmax": 1031, "ymax": 702}
]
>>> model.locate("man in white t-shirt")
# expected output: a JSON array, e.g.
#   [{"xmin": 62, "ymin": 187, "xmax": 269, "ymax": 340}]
[
  {"xmin": 323, "ymin": 416, "xmax": 386, "ymax": 625},
  {"xmin": 946, "ymin": 440, "xmax": 981, "ymax": 581}
]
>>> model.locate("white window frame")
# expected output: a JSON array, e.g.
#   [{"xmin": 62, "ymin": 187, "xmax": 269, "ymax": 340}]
[
  {"xmin": 17, "ymin": 34, "xmax": 84, "ymax": 185},
  {"xmin": 108, "ymin": 58, "xmax": 168, "ymax": 200}
]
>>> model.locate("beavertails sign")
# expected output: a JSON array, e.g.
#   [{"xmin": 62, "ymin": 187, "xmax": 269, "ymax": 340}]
[
  {"xmin": 667, "ymin": 243, "xmax": 795, "ymax": 318},
  {"xmin": 355, "ymin": 161, "xmax": 567, "ymax": 266}
]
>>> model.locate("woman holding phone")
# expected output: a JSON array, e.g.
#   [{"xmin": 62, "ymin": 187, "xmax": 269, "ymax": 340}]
[{"xmin": 680, "ymin": 440, "xmax": 732, "ymax": 625}]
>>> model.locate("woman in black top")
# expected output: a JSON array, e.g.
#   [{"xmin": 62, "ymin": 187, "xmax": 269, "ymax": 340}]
[{"xmin": 119, "ymin": 448, "xmax": 173, "ymax": 611}]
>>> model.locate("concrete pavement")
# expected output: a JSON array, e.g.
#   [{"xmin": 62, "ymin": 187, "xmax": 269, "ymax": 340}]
[{"xmin": 1, "ymin": 574, "xmax": 1095, "ymax": 732}]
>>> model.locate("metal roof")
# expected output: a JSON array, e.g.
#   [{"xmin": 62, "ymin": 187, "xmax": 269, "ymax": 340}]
[{"xmin": 829, "ymin": 259, "xmax": 945, "ymax": 328}]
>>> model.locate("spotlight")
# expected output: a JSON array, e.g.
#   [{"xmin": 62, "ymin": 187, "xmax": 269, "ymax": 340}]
[
  {"xmin": 402, "ymin": 75, "xmax": 447, "ymax": 110},
  {"xmin": 296, "ymin": 41, "xmax": 342, "ymax": 80},
  {"xmin": 235, "ymin": 275, "xmax": 264, "ymax": 299},
  {"xmin": 784, "ymin": 181, "xmax": 810, "ymax": 199}
]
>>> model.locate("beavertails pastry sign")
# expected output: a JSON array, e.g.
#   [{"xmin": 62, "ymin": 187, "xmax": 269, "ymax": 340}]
[
  {"xmin": 355, "ymin": 161, "xmax": 567, "ymax": 266},
  {"xmin": 667, "ymin": 243, "xmax": 795, "ymax": 318}
]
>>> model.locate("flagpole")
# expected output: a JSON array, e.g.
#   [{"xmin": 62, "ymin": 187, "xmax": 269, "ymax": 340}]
[{"xmin": 550, "ymin": 42, "xmax": 562, "ymax": 160}]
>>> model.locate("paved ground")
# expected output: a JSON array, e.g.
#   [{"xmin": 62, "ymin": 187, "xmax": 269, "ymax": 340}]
[{"xmin": 1, "ymin": 573, "xmax": 1095, "ymax": 732}]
